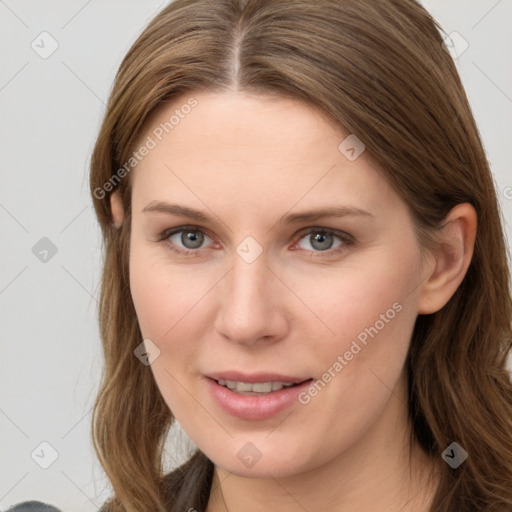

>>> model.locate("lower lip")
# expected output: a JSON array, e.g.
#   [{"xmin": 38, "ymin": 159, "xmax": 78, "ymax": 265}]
[{"xmin": 204, "ymin": 377, "xmax": 313, "ymax": 421}]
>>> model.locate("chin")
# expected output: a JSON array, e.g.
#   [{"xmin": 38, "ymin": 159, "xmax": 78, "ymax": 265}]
[{"xmin": 203, "ymin": 434, "xmax": 321, "ymax": 479}]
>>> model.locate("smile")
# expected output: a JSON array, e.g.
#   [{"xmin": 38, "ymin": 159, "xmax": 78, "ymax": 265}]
[
  {"xmin": 216, "ymin": 379, "xmax": 300, "ymax": 395},
  {"xmin": 205, "ymin": 374, "xmax": 314, "ymax": 420}
]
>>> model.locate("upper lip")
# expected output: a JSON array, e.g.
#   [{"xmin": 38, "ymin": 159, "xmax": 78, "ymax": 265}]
[{"xmin": 206, "ymin": 371, "xmax": 312, "ymax": 384}]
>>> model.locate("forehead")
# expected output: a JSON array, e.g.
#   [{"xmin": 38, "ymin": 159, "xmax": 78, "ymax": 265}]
[{"xmin": 130, "ymin": 91, "xmax": 395, "ymax": 217}]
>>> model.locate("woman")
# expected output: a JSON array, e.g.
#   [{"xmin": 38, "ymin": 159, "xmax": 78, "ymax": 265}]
[{"xmin": 89, "ymin": 0, "xmax": 512, "ymax": 510}]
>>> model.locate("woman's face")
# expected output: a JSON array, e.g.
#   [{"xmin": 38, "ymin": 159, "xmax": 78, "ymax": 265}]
[{"xmin": 127, "ymin": 91, "xmax": 433, "ymax": 478}]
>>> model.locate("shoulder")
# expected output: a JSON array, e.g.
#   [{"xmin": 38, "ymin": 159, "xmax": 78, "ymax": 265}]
[{"xmin": 98, "ymin": 450, "xmax": 213, "ymax": 512}]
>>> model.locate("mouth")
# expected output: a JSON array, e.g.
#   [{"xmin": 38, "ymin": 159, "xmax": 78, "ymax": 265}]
[
  {"xmin": 205, "ymin": 371, "xmax": 312, "ymax": 395},
  {"xmin": 204, "ymin": 374, "xmax": 314, "ymax": 420}
]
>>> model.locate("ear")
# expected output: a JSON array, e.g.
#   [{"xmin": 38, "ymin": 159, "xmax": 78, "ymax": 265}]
[
  {"xmin": 417, "ymin": 203, "xmax": 477, "ymax": 315},
  {"xmin": 110, "ymin": 190, "xmax": 125, "ymax": 229}
]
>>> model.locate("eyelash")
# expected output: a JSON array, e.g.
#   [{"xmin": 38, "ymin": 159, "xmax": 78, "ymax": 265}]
[{"xmin": 157, "ymin": 225, "xmax": 355, "ymax": 259}]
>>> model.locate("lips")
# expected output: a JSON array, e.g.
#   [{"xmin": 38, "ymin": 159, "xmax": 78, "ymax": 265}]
[{"xmin": 204, "ymin": 372, "xmax": 313, "ymax": 421}]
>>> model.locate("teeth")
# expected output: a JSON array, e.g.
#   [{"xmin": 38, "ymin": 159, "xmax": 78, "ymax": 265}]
[
  {"xmin": 216, "ymin": 379, "xmax": 299, "ymax": 394},
  {"xmin": 236, "ymin": 381, "xmax": 253, "ymax": 392},
  {"xmin": 252, "ymin": 382, "xmax": 272, "ymax": 392}
]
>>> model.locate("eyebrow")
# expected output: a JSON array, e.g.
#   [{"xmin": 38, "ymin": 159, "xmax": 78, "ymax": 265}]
[{"xmin": 142, "ymin": 201, "xmax": 374, "ymax": 225}]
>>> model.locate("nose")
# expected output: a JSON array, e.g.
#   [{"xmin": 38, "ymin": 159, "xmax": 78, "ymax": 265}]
[{"xmin": 213, "ymin": 248, "xmax": 289, "ymax": 347}]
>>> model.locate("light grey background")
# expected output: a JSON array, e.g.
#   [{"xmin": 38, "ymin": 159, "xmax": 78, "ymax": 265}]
[{"xmin": 1, "ymin": 1, "xmax": 511, "ymax": 510}]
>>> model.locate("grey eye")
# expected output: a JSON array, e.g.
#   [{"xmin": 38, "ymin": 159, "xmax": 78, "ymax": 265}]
[
  {"xmin": 175, "ymin": 229, "xmax": 205, "ymax": 249},
  {"xmin": 297, "ymin": 231, "xmax": 343, "ymax": 252}
]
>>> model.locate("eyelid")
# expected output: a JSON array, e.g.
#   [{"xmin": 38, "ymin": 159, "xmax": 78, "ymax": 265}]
[
  {"xmin": 158, "ymin": 224, "xmax": 214, "ymax": 240},
  {"xmin": 294, "ymin": 226, "xmax": 354, "ymax": 243}
]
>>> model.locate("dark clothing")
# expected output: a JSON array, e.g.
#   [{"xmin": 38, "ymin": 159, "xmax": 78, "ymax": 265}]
[{"xmin": 5, "ymin": 502, "xmax": 62, "ymax": 512}]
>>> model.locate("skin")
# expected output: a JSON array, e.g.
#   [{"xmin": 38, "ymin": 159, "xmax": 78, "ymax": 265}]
[{"xmin": 111, "ymin": 91, "xmax": 477, "ymax": 511}]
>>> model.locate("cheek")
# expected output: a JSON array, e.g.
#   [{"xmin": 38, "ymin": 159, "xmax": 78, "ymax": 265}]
[
  {"xmin": 129, "ymin": 241, "xmax": 200, "ymax": 341},
  {"xmin": 297, "ymin": 248, "xmax": 420, "ymax": 398},
  {"xmin": 292, "ymin": 264, "xmax": 417, "ymax": 461},
  {"xmin": 293, "ymin": 249, "xmax": 419, "ymax": 349},
  {"xmin": 128, "ymin": 244, "xmax": 208, "ymax": 408},
  {"xmin": 129, "ymin": 248, "xmax": 166, "ymax": 340}
]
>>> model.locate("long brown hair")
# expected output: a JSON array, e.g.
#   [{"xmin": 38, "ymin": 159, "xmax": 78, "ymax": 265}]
[{"xmin": 89, "ymin": 1, "xmax": 512, "ymax": 510}]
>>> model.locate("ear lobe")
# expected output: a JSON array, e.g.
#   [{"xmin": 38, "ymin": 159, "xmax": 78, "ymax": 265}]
[
  {"xmin": 110, "ymin": 190, "xmax": 125, "ymax": 229},
  {"xmin": 417, "ymin": 203, "xmax": 477, "ymax": 315}
]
